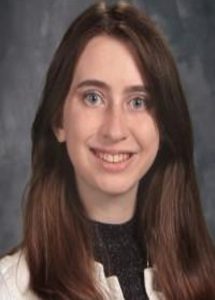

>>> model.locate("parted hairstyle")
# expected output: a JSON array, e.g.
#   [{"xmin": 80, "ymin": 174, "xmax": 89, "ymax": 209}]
[{"xmin": 20, "ymin": 1, "xmax": 215, "ymax": 299}]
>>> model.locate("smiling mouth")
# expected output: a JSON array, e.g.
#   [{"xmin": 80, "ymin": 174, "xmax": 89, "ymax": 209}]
[{"xmin": 90, "ymin": 149, "xmax": 134, "ymax": 164}]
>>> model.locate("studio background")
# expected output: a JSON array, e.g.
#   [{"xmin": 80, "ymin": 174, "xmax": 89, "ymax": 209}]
[{"xmin": 0, "ymin": 0, "xmax": 214, "ymax": 253}]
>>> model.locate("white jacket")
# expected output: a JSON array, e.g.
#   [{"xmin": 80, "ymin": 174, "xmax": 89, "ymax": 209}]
[{"xmin": 0, "ymin": 251, "xmax": 165, "ymax": 300}]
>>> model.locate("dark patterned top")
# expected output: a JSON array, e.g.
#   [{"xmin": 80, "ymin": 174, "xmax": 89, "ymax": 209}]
[{"xmin": 92, "ymin": 217, "xmax": 148, "ymax": 300}]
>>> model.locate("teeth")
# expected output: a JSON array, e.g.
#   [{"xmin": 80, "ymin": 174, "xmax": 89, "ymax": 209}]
[{"xmin": 95, "ymin": 151, "xmax": 131, "ymax": 163}]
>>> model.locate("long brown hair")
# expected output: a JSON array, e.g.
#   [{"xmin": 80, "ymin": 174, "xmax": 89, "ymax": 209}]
[{"xmin": 22, "ymin": 1, "xmax": 215, "ymax": 299}]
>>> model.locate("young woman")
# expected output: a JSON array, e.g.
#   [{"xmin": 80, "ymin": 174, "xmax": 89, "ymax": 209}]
[{"xmin": 0, "ymin": 1, "xmax": 215, "ymax": 299}]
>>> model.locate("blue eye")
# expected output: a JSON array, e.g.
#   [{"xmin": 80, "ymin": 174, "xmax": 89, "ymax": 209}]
[
  {"xmin": 129, "ymin": 97, "xmax": 147, "ymax": 111},
  {"xmin": 83, "ymin": 92, "xmax": 103, "ymax": 107}
]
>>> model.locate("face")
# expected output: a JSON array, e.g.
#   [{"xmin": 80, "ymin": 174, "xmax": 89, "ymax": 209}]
[{"xmin": 55, "ymin": 35, "xmax": 160, "ymax": 198}]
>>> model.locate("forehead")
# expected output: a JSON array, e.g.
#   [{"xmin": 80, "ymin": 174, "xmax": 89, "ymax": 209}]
[{"xmin": 71, "ymin": 34, "xmax": 145, "ymax": 87}]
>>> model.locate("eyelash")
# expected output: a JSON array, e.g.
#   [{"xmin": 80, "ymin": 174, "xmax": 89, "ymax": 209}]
[
  {"xmin": 82, "ymin": 91, "xmax": 149, "ymax": 111},
  {"xmin": 128, "ymin": 97, "xmax": 148, "ymax": 111},
  {"xmin": 82, "ymin": 91, "xmax": 104, "ymax": 107}
]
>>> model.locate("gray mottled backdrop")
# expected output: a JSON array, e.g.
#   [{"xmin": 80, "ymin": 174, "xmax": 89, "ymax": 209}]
[{"xmin": 0, "ymin": 0, "xmax": 214, "ymax": 253}]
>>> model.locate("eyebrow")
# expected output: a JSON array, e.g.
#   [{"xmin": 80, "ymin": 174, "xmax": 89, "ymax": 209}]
[{"xmin": 75, "ymin": 79, "xmax": 150, "ymax": 94}]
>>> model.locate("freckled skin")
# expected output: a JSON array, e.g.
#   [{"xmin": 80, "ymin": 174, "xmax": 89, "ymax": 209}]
[{"xmin": 55, "ymin": 35, "xmax": 160, "ymax": 221}]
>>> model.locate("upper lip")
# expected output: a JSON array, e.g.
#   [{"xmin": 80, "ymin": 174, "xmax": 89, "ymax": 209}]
[{"xmin": 90, "ymin": 147, "xmax": 136, "ymax": 154}]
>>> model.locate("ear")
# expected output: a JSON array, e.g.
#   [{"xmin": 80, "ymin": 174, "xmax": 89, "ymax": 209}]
[{"xmin": 53, "ymin": 126, "xmax": 66, "ymax": 143}]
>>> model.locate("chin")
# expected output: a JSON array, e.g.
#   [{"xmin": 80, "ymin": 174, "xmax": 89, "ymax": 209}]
[{"xmin": 96, "ymin": 181, "xmax": 138, "ymax": 197}]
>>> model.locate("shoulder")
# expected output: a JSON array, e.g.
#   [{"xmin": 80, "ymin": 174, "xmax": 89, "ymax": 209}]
[{"xmin": 0, "ymin": 251, "xmax": 39, "ymax": 299}]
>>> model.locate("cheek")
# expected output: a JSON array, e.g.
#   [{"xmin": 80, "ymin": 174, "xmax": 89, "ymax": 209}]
[
  {"xmin": 63, "ymin": 107, "xmax": 101, "ymax": 147},
  {"xmin": 136, "ymin": 115, "xmax": 160, "ymax": 149},
  {"xmin": 149, "ymin": 124, "xmax": 160, "ymax": 148}
]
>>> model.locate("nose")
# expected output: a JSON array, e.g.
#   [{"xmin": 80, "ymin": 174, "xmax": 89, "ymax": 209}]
[{"xmin": 99, "ymin": 107, "xmax": 128, "ymax": 143}]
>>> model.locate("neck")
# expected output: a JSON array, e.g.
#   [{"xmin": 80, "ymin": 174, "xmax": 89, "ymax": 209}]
[{"xmin": 76, "ymin": 180, "xmax": 139, "ymax": 224}]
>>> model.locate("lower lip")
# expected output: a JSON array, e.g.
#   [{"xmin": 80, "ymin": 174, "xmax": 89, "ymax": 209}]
[{"xmin": 90, "ymin": 150, "xmax": 135, "ymax": 172}]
